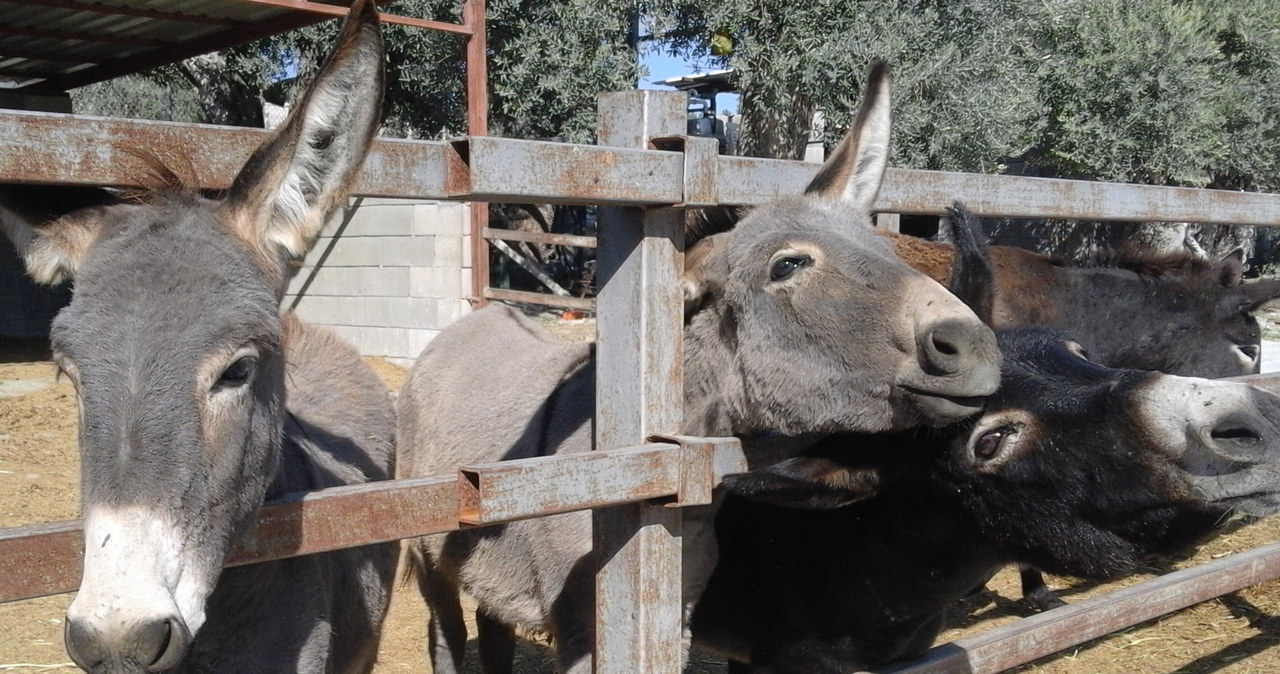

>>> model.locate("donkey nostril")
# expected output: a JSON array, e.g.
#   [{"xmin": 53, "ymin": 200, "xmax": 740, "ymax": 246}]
[
  {"xmin": 1211, "ymin": 425, "xmax": 1263, "ymax": 445},
  {"xmin": 65, "ymin": 618, "xmax": 103, "ymax": 671},
  {"xmin": 932, "ymin": 334, "xmax": 959, "ymax": 357},
  {"xmin": 918, "ymin": 320, "xmax": 972, "ymax": 376},
  {"xmin": 146, "ymin": 617, "xmax": 191, "ymax": 672}
]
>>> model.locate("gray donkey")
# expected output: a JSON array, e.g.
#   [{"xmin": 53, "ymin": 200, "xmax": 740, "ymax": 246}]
[
  {"xmin": 0, "ymin": 1, "xmax": 394, "ymax": 671},
  {"xmin": 397, "ymin": 63, "xmax": 1003, "ymax": 674}
]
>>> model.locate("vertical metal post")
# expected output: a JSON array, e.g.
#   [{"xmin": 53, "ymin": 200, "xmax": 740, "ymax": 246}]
[
  {"xmin": 463, "ymin": 0, "xmax": 490, "ymax": 305},
  {"xmin": 593, "ymin": 90, "xmax": 687, "ymax": 673}
]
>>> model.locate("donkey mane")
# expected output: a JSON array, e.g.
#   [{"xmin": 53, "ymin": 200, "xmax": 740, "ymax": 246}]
[
  {"xmin": 1070, "ymin": 248, "xmax": 1216, "ymax": 277},
  {"xmin": 116, "ymin": 148, "xmax": 206, "ymax": 204}
]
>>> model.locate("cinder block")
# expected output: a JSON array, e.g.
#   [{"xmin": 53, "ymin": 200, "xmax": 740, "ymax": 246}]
[
  {"xmin": 410, "ymin": 267, "xmax": 465, "ymax": 299},
  {"xmin": 436, "ymin": 298, "xmax": 473, "ymax": 328},
  {"xmin": 288, "ymin": 266, "xmax": 411, "ymax": 298},
  {"xmin": 345, "ymin": 200, "xmax": 416, "ymax": 237},
  {"xmin": 386, "ymin": 297, "xmax": 439, "ymax": 329},
  {"xmin": 292, "ymin": 296, "xmax": 390, "ymax": 328},
  {"xmin": 309, "ymin": 237, "xmax": 435, "ymax": 267},
  {"xmin": 433, "ymin": 236, "xmax": 464, "ymax": 268}
]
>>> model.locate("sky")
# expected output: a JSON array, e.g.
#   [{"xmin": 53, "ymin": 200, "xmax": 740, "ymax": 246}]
[{"xmin": 637, "ymin": 48, "xmax": 740, "ymax": 116}]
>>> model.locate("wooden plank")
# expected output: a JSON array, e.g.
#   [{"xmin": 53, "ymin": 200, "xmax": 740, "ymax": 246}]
[
  {"xmin": 482, "ymin": 226, "xmax": 598, "ymax": 248},
  {"xmin": 458, "ymin": 444, "xmax": 681, "ymax": 524},
  {"xmin": 489, "ymin": 238, "xmax": 572, "ymax": 296},
  {"xmin": 482, "ymin": 287, "xmax": 595, "ymax": 311},
  {"xmin": 593, "ymin": 89, "xmax": 687, "ymax": 674},
  {"xmin": 887, "ymin": 541, "xmax": 1280, "ymax": 674}
]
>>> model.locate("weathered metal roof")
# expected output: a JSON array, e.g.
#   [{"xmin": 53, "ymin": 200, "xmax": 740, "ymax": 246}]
[{"xmin": 0, "ymin": 0, "xmax": 468, "ymax": 93}]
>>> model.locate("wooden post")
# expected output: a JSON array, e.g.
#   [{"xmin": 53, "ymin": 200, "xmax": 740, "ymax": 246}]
[{"xmin": 593, "ymin": 90, "xmax": 687, "ymax": 673}]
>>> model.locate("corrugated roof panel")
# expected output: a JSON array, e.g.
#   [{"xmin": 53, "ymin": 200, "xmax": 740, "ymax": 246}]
[{"xmin": 0, "ymin": 0, "xmax": 336, "ymax": 93}]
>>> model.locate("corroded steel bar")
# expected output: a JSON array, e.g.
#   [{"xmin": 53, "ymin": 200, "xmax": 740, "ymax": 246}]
[
  {"xmin": 4, "ymin": 110, "xmax": 1276, "ymax": 225},
  {"xmin": 0, "ymin": 520, "xmax": 80, "ymax": 603},
  {"xmin": 593, "ymin": 89, "xmax": 687, "ymax": 674},
  {"xmin": 226, "ymin": 475, "xmax": 460, "ymax": 566},
  {"xmin": 458, "ymin": 444, "xmax": 681, "ymax": 524},
  {"xmin": 0, "ymin": 476, "xmax": 459, "ymax": 603},
  {"xmin": 461, "ymin": 135, "xmax": 685, "ymax": 205},
  {"xmin": 463, "ymin": 0, "xmax": 490, "ymax": 307},
  {"xmin": 482, "ymin": 226, "xmax": 598, "ymax": 248},
  {"xmin": 0, "ymin": 111, "xmax": 469, "ymax": 198},
  {"xmin": 886, "ymin": 541, "xmax": 1280, "ymax": 674}
]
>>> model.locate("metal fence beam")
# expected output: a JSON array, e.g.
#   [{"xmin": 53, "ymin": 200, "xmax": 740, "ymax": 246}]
[
  {"xmin": 0, "ymin": 437, "xmax": 745, "ymax": 605},
  {"xmin": 887, "ymin": 541, "xmax": 1280, "ymax": 674},
  {"xmin": 5, "ymin": 110, "xmax": 1280, "ymax": 225},
  {"xmin": 0, "ymin": 475, "xmax": 460, "ymax": 603},
  {"xmin": 592, "ymin": 90, "xmax": 687, "ymax": 674}
]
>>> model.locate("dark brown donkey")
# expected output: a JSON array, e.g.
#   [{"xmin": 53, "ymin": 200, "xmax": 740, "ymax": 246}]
[
  {"xmin": 889, "ymin": 226, "xmax": 1280, "ymax": 378},
  {"xmin": 0, "ymin": 2, "xmax": 394, "ymax": 671}
]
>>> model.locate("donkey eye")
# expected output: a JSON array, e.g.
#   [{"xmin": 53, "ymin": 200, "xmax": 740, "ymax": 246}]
[
  {"xmin": 215, "ymin": 356, "xmax": 257, "ymax": 391},
  {"xmin": 769, "ymin": 254, "xmax": 813, "ymax": 282},
  {"xmin": 973, "ymin": 429, "xmax": 1008, "ymax": 461}
]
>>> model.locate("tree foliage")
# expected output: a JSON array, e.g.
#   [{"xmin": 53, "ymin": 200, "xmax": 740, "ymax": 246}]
[{"xmin": 70, "ymin": 0, "xmax": 1280, "ymax": 193}]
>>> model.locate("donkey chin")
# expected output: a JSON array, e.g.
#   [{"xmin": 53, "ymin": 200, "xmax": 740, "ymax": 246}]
[
  {"xmin": 1137, "ymin": 374, "xmax": 1280, "ymax": 518},
  {"xmin": 65, "ymin": 506, "xmax": 214, "ymax": 673}
]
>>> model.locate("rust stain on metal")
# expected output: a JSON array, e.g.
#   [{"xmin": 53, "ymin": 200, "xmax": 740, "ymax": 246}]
[
  {"xmin": 457, "ymin": 470, "xmax": 483, "ymax": 524},
  {"xmin": 0, "ymin": 520, "xmax": 83, "ymax": 602}
]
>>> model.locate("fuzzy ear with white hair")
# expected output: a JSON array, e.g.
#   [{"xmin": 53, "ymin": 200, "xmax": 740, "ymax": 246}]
[
  {"xmin": 220, "ymin": 0, "xmax": 384, "ymax": 282},
  {"xmin": 0, "ymin": 186, "xmax": 121, "ymax": 285},
  {"xmin": 803, "ymin": 60, "xmax": 891, "ymax": 212}
]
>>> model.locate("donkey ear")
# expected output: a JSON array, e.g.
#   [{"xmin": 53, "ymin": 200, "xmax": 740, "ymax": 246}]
[
  {"xmin": 0, "ymin": 189, "xmax": 119, "ymax": 285},
  {"xmin": 721, "ymin": 456, "xmax": 884, "ymax": 510},
  {"xmin": 1240, "ymin": 278, "xmax": 1280, "ymax": 310},
  {"xmin": 221, "ymin": 0, "xmax": 383, "ymax": 273},
  {"xmin": 1215, "ymin": 248, "xmax": 1245, "ymax": 288},
  {"xmin": 945, "ymin": 202, "xmax": 995, "ymax": 326},
  {"xmin": 803, "ymin": 60, "xmax": 891, "ymax": 211},
  {"xmin": 682, "ymin": 232, "xmax": 730, "ymax": 315}
]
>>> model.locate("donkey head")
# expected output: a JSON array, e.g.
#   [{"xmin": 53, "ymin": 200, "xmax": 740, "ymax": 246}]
[
  {"xmin": 1061, "ymin": 248, "xmax": 1280, "ymax": 378},
  {"xmin": 727, "ymin": 206, "xmax": 1280, "ymax": 578},
  {"xmin": 682, "ymin": 63, "xmax": 1000, "ymax": 436},
  {"xmin": 0, "ymin": 2, "xmax": 383, "ymax": 670}
]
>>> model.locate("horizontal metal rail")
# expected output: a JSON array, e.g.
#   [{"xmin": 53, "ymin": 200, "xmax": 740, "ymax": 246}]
[
  {"xmin": 885, "ymin": 541, "xmax": 1280, "ymax": 674},
  {"xmin": 3, "ymin": 111, "xmax": 1280, "ymax": 224},
  {"xmin": 0, "ymin": 437, "xmax": 742, "ymax": 604}
]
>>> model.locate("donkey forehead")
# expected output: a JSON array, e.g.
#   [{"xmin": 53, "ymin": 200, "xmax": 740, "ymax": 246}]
[
  {"xmin": 992, "ymin": 330, "xmax": 1139, "ymax": 408},
  {"xmin": 52, "ymin": 203, "xmax": 279, "ymax": 359},
  {"xmin": 729, "ymin": 198, "xmax": 904, "ymax": 272}
]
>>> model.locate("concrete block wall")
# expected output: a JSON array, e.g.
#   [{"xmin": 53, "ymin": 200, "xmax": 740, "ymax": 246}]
[{"xmin": 285, "ymin": 198, "xmax": 473, "ymax": 366}]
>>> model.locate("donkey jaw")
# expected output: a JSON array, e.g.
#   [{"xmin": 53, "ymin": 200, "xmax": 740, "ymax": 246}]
[{"xmin": 67, "ymin": 506, "xmax": 215, "ymax": 670}]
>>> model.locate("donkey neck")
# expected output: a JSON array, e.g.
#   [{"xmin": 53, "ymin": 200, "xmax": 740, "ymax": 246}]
[{"xmin": 682, "ymin": 303, "xmax": 750, "ymax": 437}]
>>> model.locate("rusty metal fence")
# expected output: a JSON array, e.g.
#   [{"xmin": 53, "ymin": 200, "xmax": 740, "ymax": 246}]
[{"xmin": 3, "ymin": 93, "xmax": 1280, "ymax": 672}]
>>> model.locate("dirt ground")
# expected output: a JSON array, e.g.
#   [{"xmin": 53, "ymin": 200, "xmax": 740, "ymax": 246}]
[{"xmin": 4, "ymin": 329, "xmax": 1280, "ymax": 673}]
